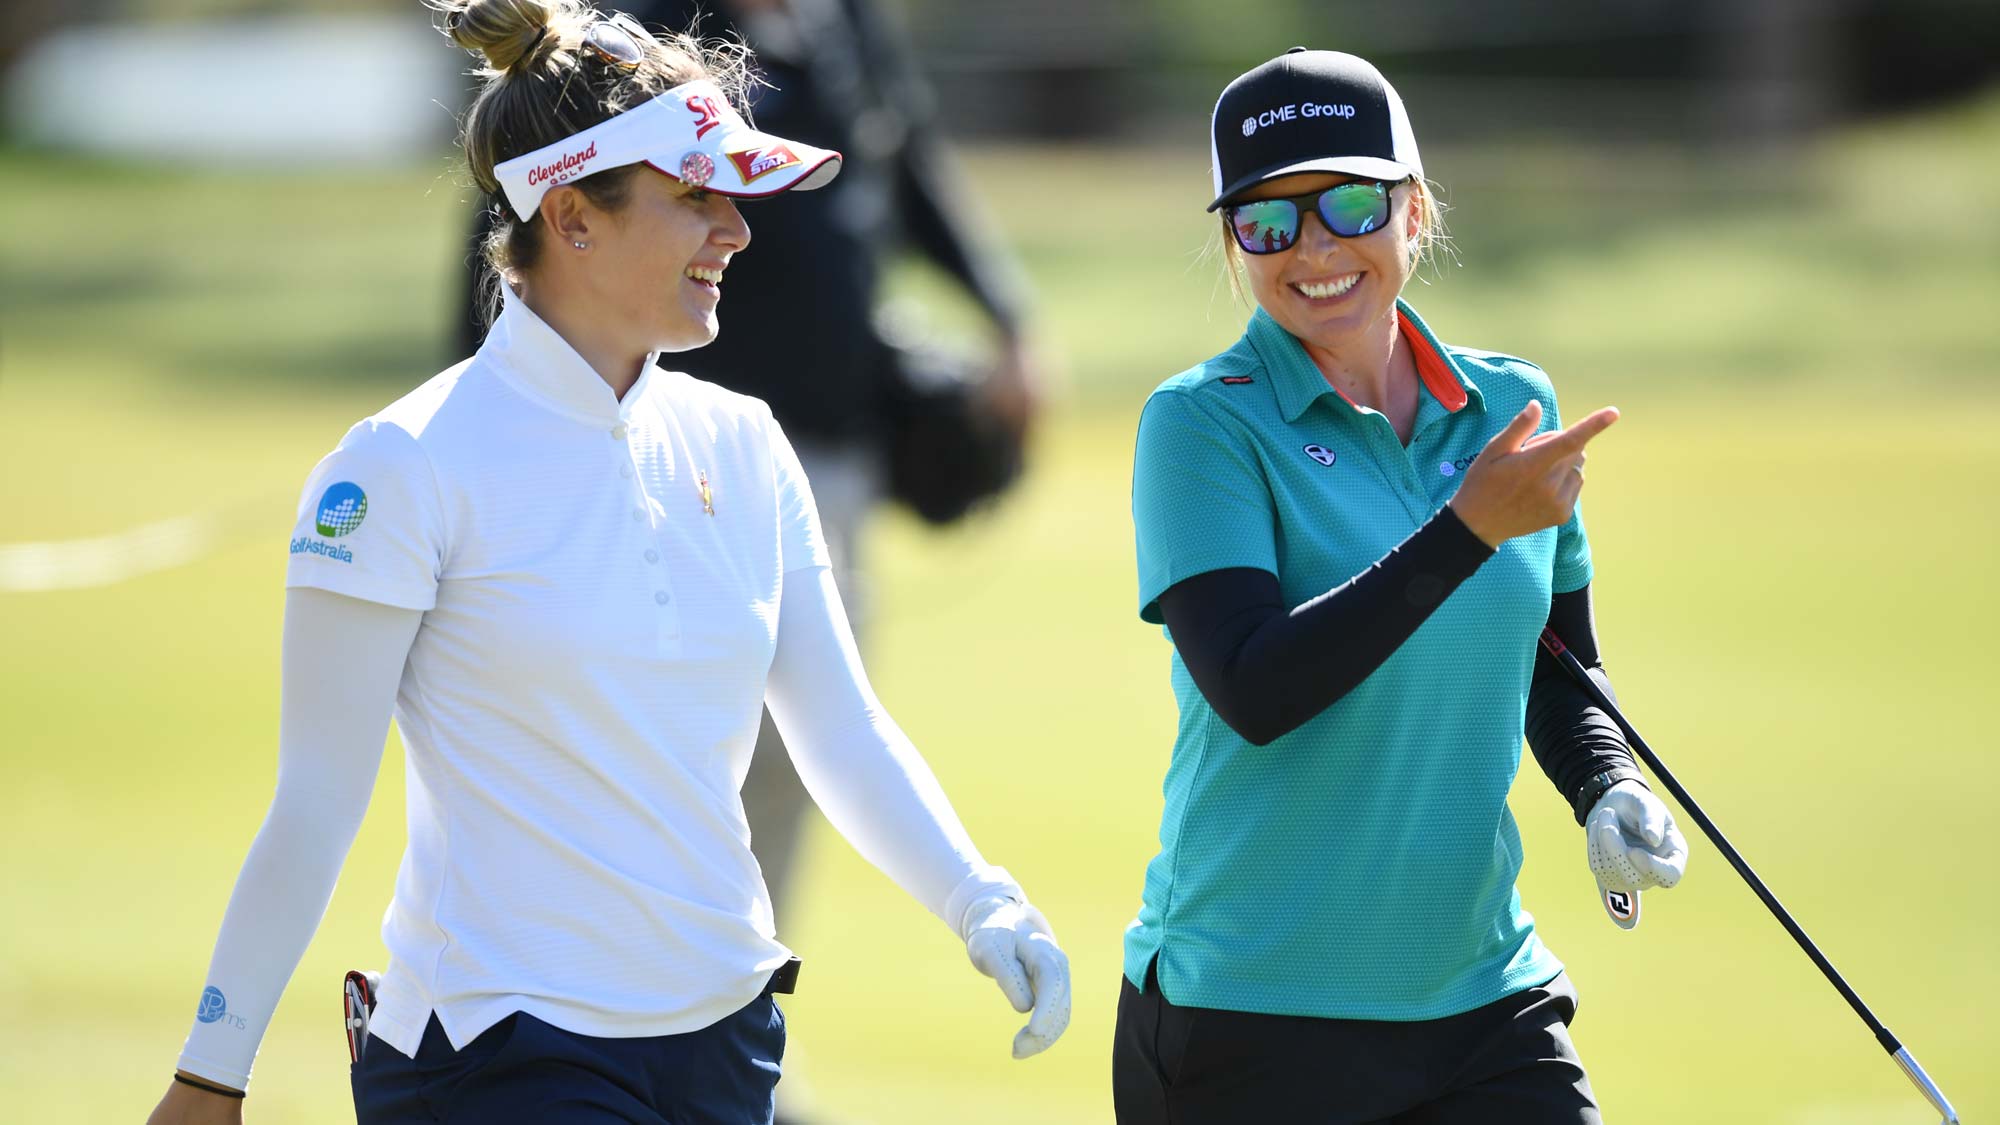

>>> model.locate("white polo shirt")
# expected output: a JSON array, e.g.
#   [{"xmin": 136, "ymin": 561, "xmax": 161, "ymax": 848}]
[{"xmin": 286, "ymin": 287, "xmax": 826, "ymax": 1054}]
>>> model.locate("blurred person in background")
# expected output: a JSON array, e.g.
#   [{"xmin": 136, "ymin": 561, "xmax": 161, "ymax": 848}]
[
  {"xmin": 146, "ymin": 3, "xmax": 1068, "ymax": 1123},
  {"xmin": 455, "ymin": 13, "xmax": 1044, "ymax": 1105},
  {"xmin": 1114, "ymin": 48, "xmax": 1689, "ymax": 1123}
]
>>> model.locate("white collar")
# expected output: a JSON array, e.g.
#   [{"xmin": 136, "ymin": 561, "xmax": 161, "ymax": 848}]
[{"xmin": 479, "ymin": 284, "xmax": 661, "ymax": 426}]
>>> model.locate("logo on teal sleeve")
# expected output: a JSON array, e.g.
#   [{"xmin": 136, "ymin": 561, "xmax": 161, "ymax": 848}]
[{"xmin": 315, "ymin": 482, "xmax": 368, "ymax": 537}]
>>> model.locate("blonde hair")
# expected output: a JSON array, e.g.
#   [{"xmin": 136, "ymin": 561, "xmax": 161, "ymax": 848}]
[
  {"xmin": 1207, "ymin": 176, "xmax": 1453, "ymax": 306},
  {"xmin": 432, "ymin": 0, "xmax": 756, "ymax": 300}
]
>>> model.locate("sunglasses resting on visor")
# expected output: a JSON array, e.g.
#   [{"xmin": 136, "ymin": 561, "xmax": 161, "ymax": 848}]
[
  {"xmin": 1224, "ymin": 178, "xmax": 1409, "ymax": 255},
  {"xmin": 581, "ymin": 12, "xmax": 654, "ymax": 68}
]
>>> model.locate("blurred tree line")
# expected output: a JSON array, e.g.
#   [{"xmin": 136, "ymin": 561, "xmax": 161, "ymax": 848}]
[
  {"xmin": 7, "ymin": 0, "xmax": 1998, "ymax": 144},
  {"xmin": 892, "ymin": 0, "xmax": 2000, "ymax": 144}
]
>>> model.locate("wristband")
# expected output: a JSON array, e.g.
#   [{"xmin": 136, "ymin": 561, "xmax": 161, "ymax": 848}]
[
  {"xmin": 174, "ymin": 1072, "xmax": 246, "ymax": 1099},
  {"xmin": 1573, "ymin": 765, "xmax": 1646, "ymax": 826}
]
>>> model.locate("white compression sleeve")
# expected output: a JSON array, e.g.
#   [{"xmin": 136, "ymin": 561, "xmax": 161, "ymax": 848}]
[
  {"xmin": 764, "ymin": 566, "xmax": 1023, "ymax": 938},
  {"xmin": 174, "ymin": 587, "xmax": 422, "ymax": 1089}
]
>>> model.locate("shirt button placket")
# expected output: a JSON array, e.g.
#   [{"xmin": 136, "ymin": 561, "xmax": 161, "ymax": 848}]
[
  {"xmin": 1374, "ymin": 425, "xmax": 1429, "ymax": 524},
  {"xmin": 615, "ymin": 424, "xmax": 647, "ymax": 519},
  {"xmin": 654, "ymin": 559, "xmax": 681, "ymax": 652},
  {"xmin": 614, "ymin": 419, "xmax": 680, "ymax": 653}
]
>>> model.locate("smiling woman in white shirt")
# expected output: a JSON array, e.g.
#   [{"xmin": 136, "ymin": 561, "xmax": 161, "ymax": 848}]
[{"xmin": 144, "ymin": 3, "xmax": 1069, "ymax": 1122}]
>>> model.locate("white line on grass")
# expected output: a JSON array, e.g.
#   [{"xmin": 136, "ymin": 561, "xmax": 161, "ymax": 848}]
[{"xmin": 0, "ymin": 499, "xmax": 283, "ymax": 592}]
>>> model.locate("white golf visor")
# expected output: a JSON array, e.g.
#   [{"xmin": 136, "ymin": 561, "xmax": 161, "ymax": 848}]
[{"xmin": 492, "ymin": 79, "xmax": 841, "ymax": 221}]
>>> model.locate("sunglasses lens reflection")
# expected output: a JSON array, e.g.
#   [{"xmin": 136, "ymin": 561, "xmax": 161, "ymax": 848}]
[
  {"xmin": 585, "ymin": 23, "xmax": 644, "ymax": 66},
  {"xmin": 1318, "ymin": 183, "xmax": 1388, "ymax": 237},
  {"xmin": 1231, "ymin": 200, "xmax": 1300, "ymax": 254}
]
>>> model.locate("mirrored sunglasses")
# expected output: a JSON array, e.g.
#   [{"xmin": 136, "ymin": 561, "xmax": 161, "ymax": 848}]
[
  {"xmin": 582, "ymin": 12, "xmax": 655, "ymax": 69},
  {"xmin": 1224, "ymin": 180, "xmax": 1405, "ymax": 255}
]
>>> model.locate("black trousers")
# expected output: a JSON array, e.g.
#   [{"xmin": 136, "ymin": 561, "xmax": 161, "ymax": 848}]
[{"xmin": 1113, "ymin": 961, "xmax": 1600, "ymax": 1124}]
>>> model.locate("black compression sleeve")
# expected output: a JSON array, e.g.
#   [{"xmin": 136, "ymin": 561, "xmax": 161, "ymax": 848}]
[
  {"xmin": 1526, "ymin": 584, "xmax": 1645, "ymax": 824},
  {"xmin": 1155, "ymin": 507, "xmax": 1495, "ymax": 746}
]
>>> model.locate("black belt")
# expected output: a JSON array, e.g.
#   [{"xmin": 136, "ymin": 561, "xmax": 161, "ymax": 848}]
[{"xmin": 764, "ymin": 956, "xmax": 803, "ymax": 996}]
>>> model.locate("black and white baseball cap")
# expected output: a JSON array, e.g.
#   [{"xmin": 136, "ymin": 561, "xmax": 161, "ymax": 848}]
[{"xmin": 1208, "ymin": 47, "xmax": 1423, "ymax": 212}]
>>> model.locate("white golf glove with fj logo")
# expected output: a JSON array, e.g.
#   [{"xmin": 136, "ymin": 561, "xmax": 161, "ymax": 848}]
[
  {"xmin": 961, "ymin": 895, "xmax": 1071, "ymax": 1059},
  {"xmin": 1587, "ymin": 779, "xmax": 1690, "ymax": 893}
]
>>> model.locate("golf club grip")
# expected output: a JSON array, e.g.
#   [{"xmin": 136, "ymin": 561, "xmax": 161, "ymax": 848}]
[{"xmin": 1536, "ymin": 628, "xmax": 1902, "ymax": 1056}]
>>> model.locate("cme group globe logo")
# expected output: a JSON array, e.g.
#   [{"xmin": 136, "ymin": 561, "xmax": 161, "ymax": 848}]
[
  {"xmin": 316, "ymin": 482, "xmax": 368, "ymax": 538},
  {"xmin": 196, "ymin": 986, "xmax": 228, "ymax": 1024}
]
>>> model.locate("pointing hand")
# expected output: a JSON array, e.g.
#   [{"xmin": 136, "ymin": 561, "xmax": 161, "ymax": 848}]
[{"xmin": 1448, "ymin": 399, "xmax": 1618, "ymax": 548}]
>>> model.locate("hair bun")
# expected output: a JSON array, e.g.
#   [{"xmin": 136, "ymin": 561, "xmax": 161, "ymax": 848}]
[{"xmin": 442, "ymin": 0, "xmax": 557, "ymax": 74}]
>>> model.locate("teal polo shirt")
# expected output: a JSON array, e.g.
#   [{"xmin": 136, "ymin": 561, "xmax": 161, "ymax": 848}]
[{"xmin": 1125, "ymin": 299, "xmax": 1591, "ymax": 1021}]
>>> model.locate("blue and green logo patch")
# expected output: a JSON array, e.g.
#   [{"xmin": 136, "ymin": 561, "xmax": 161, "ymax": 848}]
[{"xmin": 315, "ymin": 482, "xmax": 368, "ymax": 538}]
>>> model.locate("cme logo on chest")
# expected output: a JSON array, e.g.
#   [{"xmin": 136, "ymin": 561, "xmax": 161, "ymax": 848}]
[
  {"xmin": 1438, "ymin": 454, "xmax": 1477, "ymax": 477},
  {"xmin": 1303, "ymin": 444, "xmax": 1337, "ymax": 467}
]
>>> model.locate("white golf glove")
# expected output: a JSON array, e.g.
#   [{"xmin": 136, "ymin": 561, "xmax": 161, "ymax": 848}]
[
  {"xmin": 961, "ymin": 895, "xmax": 1071, "ymax": 1059},
  {"xmin": 1586, "ymin": 779, "xmax": 1690, "ymax": 893}
]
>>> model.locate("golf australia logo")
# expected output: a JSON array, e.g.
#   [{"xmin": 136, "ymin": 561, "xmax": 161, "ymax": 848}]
[
  {"xmin": 291, "ymin": 480, "xmax": 363, "ymax": 564},
  {"xmin": 1303, "ymin": 444, "xmax": 1337, "ymax": 466},
  {"xmin": 196, "ymin": 985, "xmax": 248, "ymax": 1030},
  {"xmin": 316, "ymin": 482, "xmax": 367, "ymax": 537}
]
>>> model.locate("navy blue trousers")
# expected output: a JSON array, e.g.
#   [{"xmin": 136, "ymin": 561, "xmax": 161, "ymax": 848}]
[{"xmin": 352, "ymin": 996, "xmax": 785, "ymax": 1124}]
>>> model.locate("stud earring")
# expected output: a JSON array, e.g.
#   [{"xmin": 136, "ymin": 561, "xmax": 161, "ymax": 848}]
[{"xmin": 573, "ymin": 241, "xmax": 588, "ymax": 250}]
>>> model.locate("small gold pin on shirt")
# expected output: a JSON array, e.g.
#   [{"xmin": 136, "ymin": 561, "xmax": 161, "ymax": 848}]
[{"xmin": 698, "ymin": 471, "xmax": 714, "ymax": 516}]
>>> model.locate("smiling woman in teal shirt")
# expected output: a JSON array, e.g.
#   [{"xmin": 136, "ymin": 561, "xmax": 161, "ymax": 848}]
[{"xmin": 1114, "ymin": 49, "xmax": 1691, "ymax": 1125}]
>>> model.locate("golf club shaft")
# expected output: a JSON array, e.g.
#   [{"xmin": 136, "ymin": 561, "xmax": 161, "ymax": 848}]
[{"xmin": 1538, "ymin": 628, "xmax": 1959, "ymax": 1124}]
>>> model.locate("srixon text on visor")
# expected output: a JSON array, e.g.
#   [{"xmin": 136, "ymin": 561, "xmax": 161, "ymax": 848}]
[{"xmin": 1248, "ymin": 103, "xmax": 1356, "ymax": 130}]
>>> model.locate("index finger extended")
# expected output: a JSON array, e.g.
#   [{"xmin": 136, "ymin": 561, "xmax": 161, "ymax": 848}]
[{"xmin": 1532, "ymin": 406, "xmax": 1620, "ymax": 459}]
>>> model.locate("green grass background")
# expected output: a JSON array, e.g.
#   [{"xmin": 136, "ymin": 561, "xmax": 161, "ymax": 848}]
[{"xmin": 4, "ymin": 94, "xmax": 1997, "ymax": 1123}]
